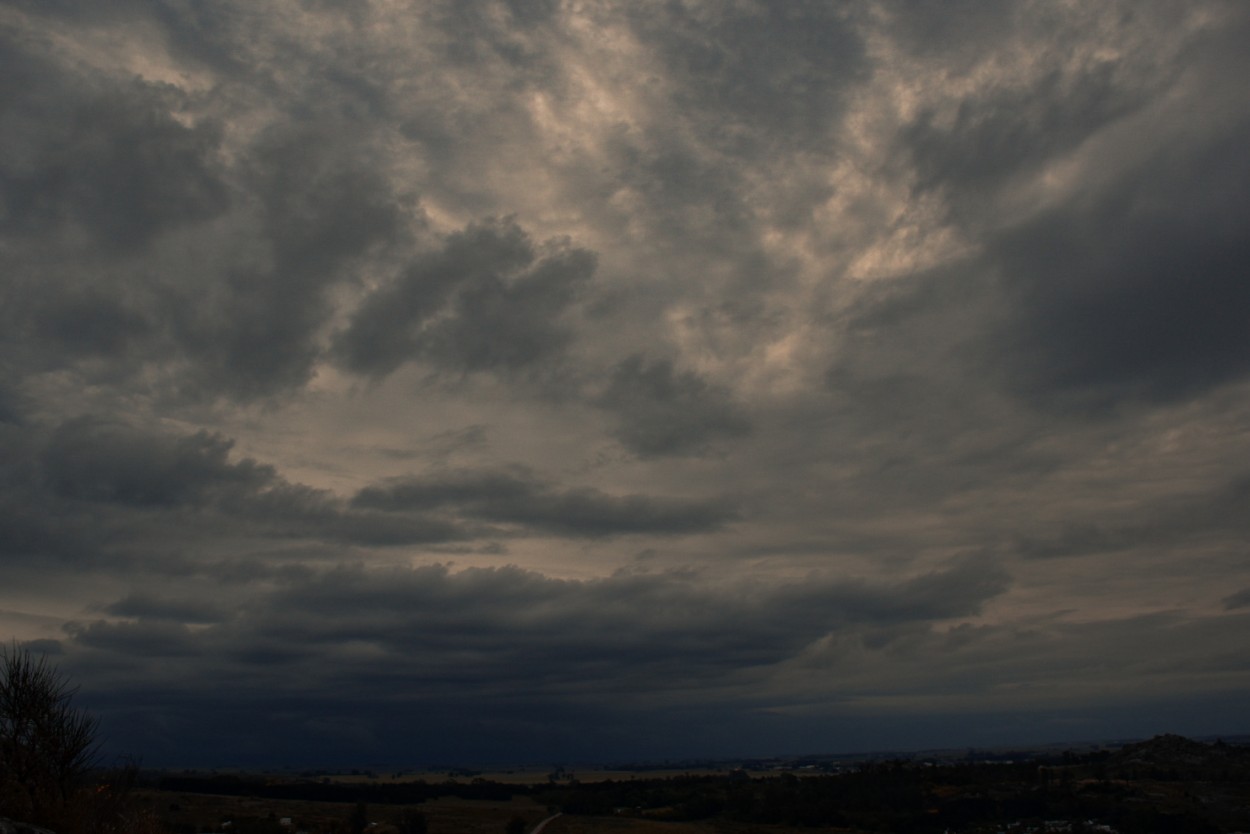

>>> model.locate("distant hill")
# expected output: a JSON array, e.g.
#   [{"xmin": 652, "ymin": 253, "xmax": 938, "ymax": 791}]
[{"xmin": 1108, "ymin": 733, "xmax": 1250, "ymax": 780}]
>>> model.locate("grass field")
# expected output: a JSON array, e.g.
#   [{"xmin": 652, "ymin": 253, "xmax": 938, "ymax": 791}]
[
  {"xmin": 315, "ymin": 768, "xmax": 767, "ymax": 786},
  {"xmin": 145, "ymin": 790, "xmax": 551, "ymax": 834},
  {"xmin": 139, "ymin": 788, "xmax": 834, "ymax": 834}
]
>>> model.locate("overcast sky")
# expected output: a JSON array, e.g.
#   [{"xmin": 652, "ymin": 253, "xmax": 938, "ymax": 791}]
[{"xmin": 3, "ymin": 0, "xmax": 1250, "ymax": 767}]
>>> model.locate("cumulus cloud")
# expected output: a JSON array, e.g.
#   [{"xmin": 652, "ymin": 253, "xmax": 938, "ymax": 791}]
[
  {"xmin": 0, "ymin": 418, "xmax": 466, "ymax": 570},
  {"xmin": 0, "ymin": 36, "xmax": 229, "ymax": 253},
  {"xmin": 595, "ymin": 355, "xmax": 751, "ymax": 457},
  {"xmin": 0, "ymin": 35, "xmax": 411, "ymax": 402},
  {"xmin": 353, "ymin": 466, "xmax": 738, "ymax": 537},
  {"xmin": 40, "ymin": 417, "xmax": 271, "ymax": 507},
  {"xmin": 335, "ymin": 218, "xmax": 596, "ymax": 379},
  {"xmin": 0, "ymin": 416, "xmax": 737, "ymax": 585},
  {"xmin": 620, "ymin": 1, "xmax": 865, "ymax": 174},
  {"xmin": 103, "ymin": 592, "xmax": 227, "ymax": 624},
  {"xmin": 180, "ymin": 124, "xmax": 407, "ymax": 399}
]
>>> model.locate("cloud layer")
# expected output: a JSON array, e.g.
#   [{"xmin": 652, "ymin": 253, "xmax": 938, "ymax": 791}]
[{"xmin": 3, "ymin": 0, "xmax": 1250, "ymax": 765}]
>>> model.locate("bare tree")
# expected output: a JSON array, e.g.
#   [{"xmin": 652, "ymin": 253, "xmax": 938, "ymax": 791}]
[{"xmin": 0, "ymin": 645, "xmax": 99, "ymax": 827}]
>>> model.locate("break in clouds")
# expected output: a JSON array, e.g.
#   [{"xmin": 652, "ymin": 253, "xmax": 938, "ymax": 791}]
[{"xmin": 3, "ymin": 0, "xmax": 1250, "ymax": 764}]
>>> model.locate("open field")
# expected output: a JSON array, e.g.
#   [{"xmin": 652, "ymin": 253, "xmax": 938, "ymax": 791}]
[
  {"xmin": 315, "ymin": 769, "xmax": 771, "ymax": 787},
  {"xmin": 538, "ymin": 817, "xmax": 842, "ymax": 834},
  {"xmin": 134, "ymin": 736, "xmax": 1250, "ymax": 834},
  {"xmin": 140, "ymin": 790, "xmax": 555, "ymax": 834},
  {"xmin": 137, "ymin": 789, "xmax": 829, "ymax": 834}
]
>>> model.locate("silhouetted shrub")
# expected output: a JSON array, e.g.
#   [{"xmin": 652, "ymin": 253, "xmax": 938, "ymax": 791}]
[{"xmin": 0, "ymin": 645, "xmax": 160, "ymax": 834}]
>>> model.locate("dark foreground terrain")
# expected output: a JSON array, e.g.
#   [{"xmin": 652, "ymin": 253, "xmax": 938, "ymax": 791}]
[{"xmin": 137, "ymin": 735, "xmax": 1250, "ymax": 834}]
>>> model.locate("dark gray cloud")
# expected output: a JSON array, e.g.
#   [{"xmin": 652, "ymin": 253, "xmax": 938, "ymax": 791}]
[
  {"xmin": 4, "ymin": 0, "xmax": 1250, "ymax": 768},
  {"xmin": 596, "ymin": 355, "xmax": 751, "ymax": 457},
  {"xmin": 903, "ymin": 61, "xmax": 1152, "ymax": 220},
  {"xmin": 875, "ymin": 0, "xmax": 1016, "ymax": 59},
  {"xmin": 335, "ymin": 218, "xmax": 595, "ymax": 379},
  {"xmin": 1013, "ymin": 524, "xmax": 1138, "ymax": 561},
  {"xmin": 47, "ymin": 556, "xmax": 1010, "ymax": 763},
  {"xmin": 52, "ymin": 560, "xmax": 1250, "ymax": 766},
  {"xmin": 837, "ymin": 143, "xmax": 1250, "ymax": 424},
  {"xmin": 625, "ymin": 2, "xmax": 865, "ymax": 155},
  {"xmin": 0, "ymin": 381, "xmax": 24, "ymax": 425},
  {"xmin": 1, "ymin": 415, "xmax": 736, "ymax": 586},
  {"xmin": 174, "ymin": 125, "xmax": 406, "ymax": 400},
  {"xmin": 0, "ymin": 421, "xmax": 110, "ymax": 565},
  {"xmin": 68, "ymin": 619, "xmax": 201, "ymax": 659},
  {"xmin": 353, "ymin": 466, "xmax": 737, "ymax": 537},
  {"xmin": 0, "ymin": 500, "xmax": 103, "ymax": 565},
  {"xmin": 872, "ymin": 7, "xmax": 1250, "ymax": 412},
  {"xmin": 988, "ymin": 122, "xmax": 1250, "ymax": 408},
  {"xmin": 41, "ymin": 416, "xmax": 271, "ymax": 507},
  {"xmin": 1013, "ymin": 473, "xmax": 1250, "ymax": 560},
  {"xmin": 0, "ymin": 36, "xmax": 230, "ymax": 254},
  {"xmin": 247, "ymin": 558, "xmax": 1007, "ymax": 676},
  {"xmin": 102, "ymin": 592, "xmax": 226, "ymax": 624},
  {"xmin": 0, "ymin": 418, "xmax": 467, "ymax": 568},
  {"xmin": 0, "ymin": 38, "xmax": 411, "ymax": 402},
  {"xmin": 31, "ymin": 287, "xmax": 154, "ymax": 361}
]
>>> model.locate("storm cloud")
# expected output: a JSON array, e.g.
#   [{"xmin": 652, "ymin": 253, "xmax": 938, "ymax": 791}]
[
  {"xmin": 596, "ymin": 354, "xmax": 751, "ymax": 457},
  {"xmin": 3, "ymin": 0, "xmax": 1250, "ymax": 766},
  {"xmin": 335, "ymin": 218, "xmax": 597, "ymax": 379},
  {"xmin": 353, "ymin": 467, "xmax": 737, "ymax": 537}
]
